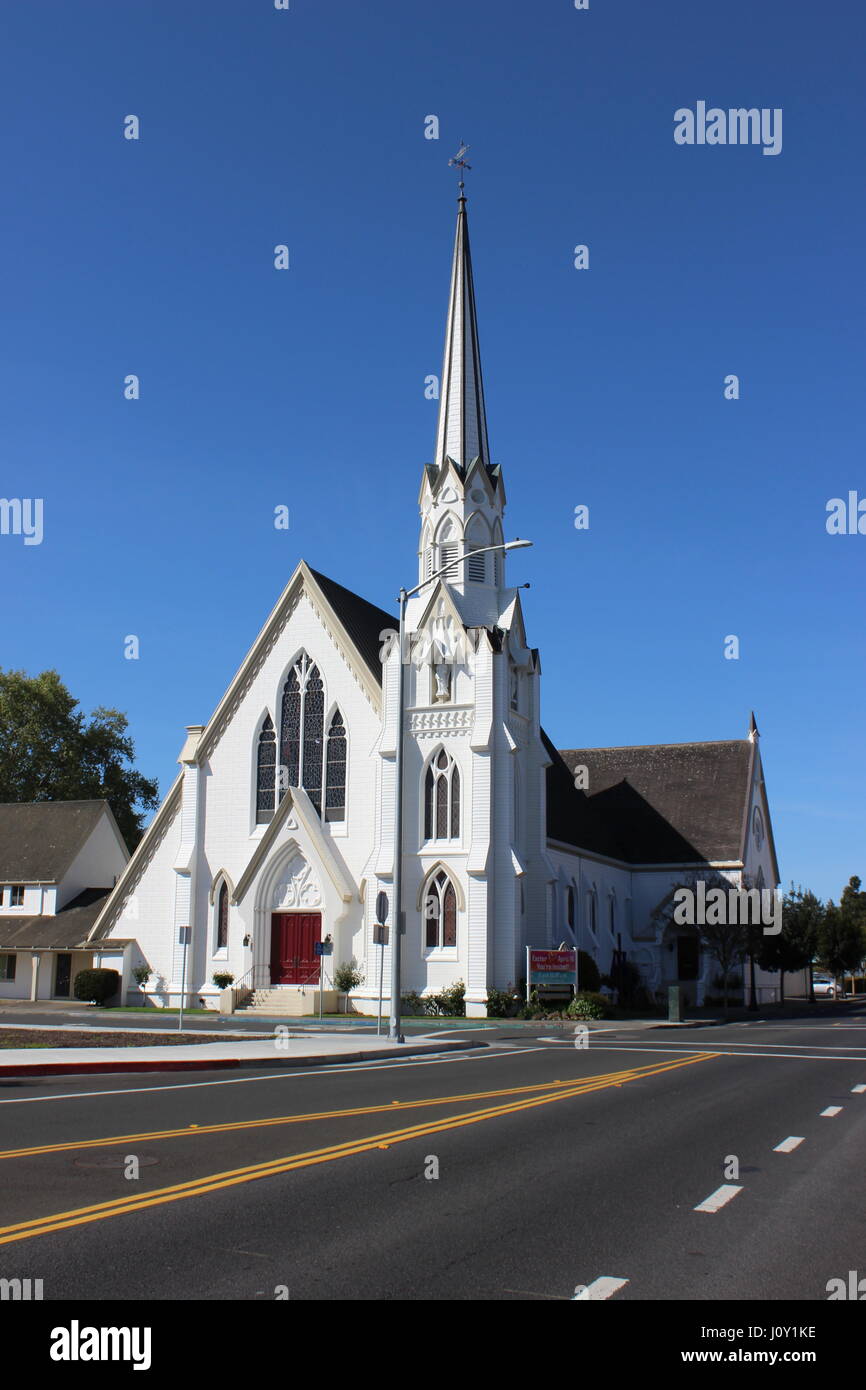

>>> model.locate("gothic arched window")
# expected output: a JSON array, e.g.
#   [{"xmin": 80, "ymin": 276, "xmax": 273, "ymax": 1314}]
[
  {"xmin": 588, "ymin": 888, "xmax": 598, "ymax": 935},
  {"xmin": 279, "ymin": 668, "xmax": 302, "ymax": 791},
  {"xmin": 424, "ymin": 748, "xmax": 460, "ymax": 841},
  {"xmin": 302, "ymin": 667, "xmax": 324, "ymax": 814},
  {"xmin": 256, "ymin": 715, "xmax": 276, "ymax": 823},
  {"xmin": 325, "ymin": 708, "xmax": 347, "ymax": 823},
  {"xmin": 216, "ymin": 881, "xmax": 229, "ymax": 951},
  {"xmin": 424, "ymin": 870, "xmax": 458, "ymax": 949},
  {"xmin": 279, "ymin": 654, "xmax": 325, "ymax": 814},
  {"xmin": 567, "ymin": 885, "xmax": 576, "ymax": 931}
]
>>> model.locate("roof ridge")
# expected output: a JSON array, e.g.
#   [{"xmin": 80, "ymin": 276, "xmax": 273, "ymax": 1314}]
[{"xmin": 558, "ymin": 739, "xmax": 749, "ymax": 754}]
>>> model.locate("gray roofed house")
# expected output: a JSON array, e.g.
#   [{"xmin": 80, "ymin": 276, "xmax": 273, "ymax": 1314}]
[{"xmin": 0, "ymin": 800, "xmax": 130, "ymax": 1001}]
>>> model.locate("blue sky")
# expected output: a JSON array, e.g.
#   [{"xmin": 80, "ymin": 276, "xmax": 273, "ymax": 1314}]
[{"xmin": 1, "ymin": 0, "xmax": 863, "ymax": 901}]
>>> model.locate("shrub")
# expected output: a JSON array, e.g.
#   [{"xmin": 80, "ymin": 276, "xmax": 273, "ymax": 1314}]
[
  {"xmin": 333, "ymin": 958, "xmax": 365, "ymax": 993},
  {"xmin": 486, "ymin": 984, "xmax": 520, "ymax": 1018},
  {"xmin": 400, "ymin": 990, "xmax": 425, "ymax": 1016},
  {"xmin": 132, "ymin": 966, "xmax": 151, "ymax": 988},
  {"xmin": 576, "ymin": 951, "xmax": 601, "ymax": 993},
  {"xmin": 438, "ymin": 979, "xmax": 465, "ymax": 1016},
  {"xmin": 73, "ymin": 969, "xmax": 120, "ymax": 1006},
  {"xmin": 212, "ymin": 972, "xmax": 235, "ymax": 990},
  {"xmin": 420, "ymin": 980, "xmax": 466, "ymax": 1017},
  {"xmin": 566, "ymin": 991, "xmax": 609, "ymax": 1020}
]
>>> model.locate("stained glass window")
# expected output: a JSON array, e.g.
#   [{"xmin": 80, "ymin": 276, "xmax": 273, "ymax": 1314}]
[
  {"xmin": 442, "ymin": 880, "xmax": 457, "ymax": 947},
  {"xmin": 279, "ymin": 668, "xmax": 301, "ymax": 795},
  {"xmin": 325, "ymin": 708, "xmax": 346, "ymax": 822},
  {"xmin": 277, "ymin": 654, "xmax": 331, "ymax": 818},
  {"xmin": 302, "ymin": 665, "xmax": 324, "ymax": 813},
  {"xmin": 425, "ymin": 749, "xmax": 460, "ymax": 842},
  {"xmin": 256, "ymin": 715, "xmax": 276, "ymax": 823},
  {"xmin": 425, "ymin": 870, "xmax": 458, "ymax": 949},
  {"xmin": 217, "ymin": 882, "xmax": 229, "ymax": 951}
]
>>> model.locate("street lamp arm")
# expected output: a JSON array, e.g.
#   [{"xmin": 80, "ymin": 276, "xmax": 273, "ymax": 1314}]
[{"xmin": 402, "ymin": 538, "xmax": 532, "ymax": 602}]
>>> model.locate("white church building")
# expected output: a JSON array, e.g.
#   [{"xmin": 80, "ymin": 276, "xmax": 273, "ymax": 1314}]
[{"xmin": 86, "ymin": 194, "xmax": 781, "ymax": 1017}]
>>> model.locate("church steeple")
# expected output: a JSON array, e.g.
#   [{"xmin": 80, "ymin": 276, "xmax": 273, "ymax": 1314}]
[
  {"xmin": 416, "ymin": 189, "xmax": 507, "ymax": 621},
  {"xmin": 433, "ymin": 194, "xmax": 491, "ymax": 473}
]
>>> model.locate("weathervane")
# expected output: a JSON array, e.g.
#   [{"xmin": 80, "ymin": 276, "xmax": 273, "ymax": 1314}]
[{"xmin": 448, "ymin": 140, "xmax": 471, "ymax": 194}]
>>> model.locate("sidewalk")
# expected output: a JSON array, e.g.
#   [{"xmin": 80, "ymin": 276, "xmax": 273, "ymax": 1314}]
[{"xmin": 0, "ymin": 1032, "xmax": 485, "ymax": 1078}]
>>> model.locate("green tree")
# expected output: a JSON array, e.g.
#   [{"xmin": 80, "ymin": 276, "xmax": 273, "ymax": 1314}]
[
  {"xmin": 819, "ymin": 898, "xmax": 866, "ymax": 986},
  {"xmin": 758, "ymin": 884, "xmax": 822, "ymax": 1005},
  {"xmin": 0, "ymin": 668, "xmax": 158, "ymax": 849}
]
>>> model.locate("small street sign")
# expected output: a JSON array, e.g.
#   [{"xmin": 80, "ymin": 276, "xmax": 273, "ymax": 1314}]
[
  {"xmin": 373, "ymin": 923, "xmax": 389, "ymax": 946},
  {"xmin": 376, "ymin": 891, "xmax": 389, "ymax": 924}
]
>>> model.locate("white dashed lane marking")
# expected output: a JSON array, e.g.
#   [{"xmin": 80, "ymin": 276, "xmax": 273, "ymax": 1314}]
[
  {"xmin": 773, "ymin": 1136, "xmax": 805, "ymax": 1153},
  {"xmin": 573, "ymin": 1277, "xmax": 629, "ymax": 1301},
  {"xmin": 852, "ymin": 1084, "xmax": 866, "ymax": 1093},
  {"xmin": 820, "ymin": 1106, "xmax": 843, "ymax": 1117},
  {"xmin": 694, "ymin": 1184, "xmax": 743, "ymax": 1213}
]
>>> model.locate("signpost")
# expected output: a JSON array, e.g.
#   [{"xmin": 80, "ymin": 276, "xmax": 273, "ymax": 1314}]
[
  {"xmin": 374, "ymin": 892, "xmax": 389, "ymax": 1036},
  {"xmin": 178, "ymin": 925, "xmax": 191, "ymax": 1032},
  {"xmin": 314, "ymin": 938, "xmax": 333, "ymax": 1019}
]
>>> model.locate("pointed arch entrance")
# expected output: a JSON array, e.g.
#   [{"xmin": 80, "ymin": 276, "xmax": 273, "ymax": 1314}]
[{"xmin": 268, "ymin": 849, "xmax": 323, "ymax": 985}]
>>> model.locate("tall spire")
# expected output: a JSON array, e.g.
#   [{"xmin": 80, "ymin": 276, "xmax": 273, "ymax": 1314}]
[{"xmin": 433, "ymin": 194, "xmax": 491, "ymax": 472}]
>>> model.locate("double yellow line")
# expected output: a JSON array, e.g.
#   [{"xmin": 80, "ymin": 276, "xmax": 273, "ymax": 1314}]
[{"xmin": 0, "ymin": 1052, "xmax": 714, "ymax": 1246}]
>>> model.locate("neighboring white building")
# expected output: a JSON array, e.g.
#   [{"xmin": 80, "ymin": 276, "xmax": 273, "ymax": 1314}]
[
  {"xmin": 83, "ymin": 194, "xmax": 782, "ymax": 1016},
  {"xmin": 0, "ymin": 801, "xmax": 129, "ymax": 1001}
]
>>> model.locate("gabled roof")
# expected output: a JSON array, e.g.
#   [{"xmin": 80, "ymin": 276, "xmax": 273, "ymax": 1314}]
[
  {"xmin": 0, "ymin": 887, "xmax": 113, "ymax": 950},
  {"xmin": 88, "ymin": 565, "xmax": 396, "ymax": 941},
  {"xmin": 0, "ymin": 801, "xmax": 115, "ymax": 882},
  {"xmin": 551, "ymin": 739, "xmax": 754, "ymax": 866},
  {"xmin": 307, "ymin": 568, "xmax": 396, "ymax": 687}
]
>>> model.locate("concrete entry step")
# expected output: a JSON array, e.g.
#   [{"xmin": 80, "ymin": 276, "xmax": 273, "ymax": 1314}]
[{"xmin": 238, "ymin": 988, "xmax": 340, "ymax": 1017}]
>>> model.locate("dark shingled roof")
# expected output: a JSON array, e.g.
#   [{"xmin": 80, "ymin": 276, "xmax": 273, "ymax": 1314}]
[
  {"xmin": 309, "ymin": 568, "xmax": 396, "ymax": 687},
  {"xmin": 0, "ymin": 801, "xmax": 110, "ymax": 881},
  {"xmin": 0, "ymin": 888, "xmax": 113, "ymax": 950},
  {"xmin": 551, "ymin": 740, "xmax": 753, "ymax": 865}
]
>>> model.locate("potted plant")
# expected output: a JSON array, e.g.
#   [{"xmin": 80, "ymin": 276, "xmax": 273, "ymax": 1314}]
[{"xmin": 332, "ymin": 958, "xmax": 365, "ymax": 1014}]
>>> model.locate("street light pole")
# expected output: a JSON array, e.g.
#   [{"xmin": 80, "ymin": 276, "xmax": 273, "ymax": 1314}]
[
  {"xmin": 387, "ymin": 538, "xmax": 532, "ymax": 1042},
  {"xmin": 388, "ymin": 584, "xmax": 408, "ymax": 1042}
]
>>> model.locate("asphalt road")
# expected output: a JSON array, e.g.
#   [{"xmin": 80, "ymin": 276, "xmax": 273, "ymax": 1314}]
[{"xmin": 1, "ymin": 1010, "xmax": 864, "ymax": 1302}]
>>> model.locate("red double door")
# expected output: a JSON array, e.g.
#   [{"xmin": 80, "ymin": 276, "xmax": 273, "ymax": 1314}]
[{"xmin": 270, "ymin": 913, "xmax": 321, "ymax": 985}]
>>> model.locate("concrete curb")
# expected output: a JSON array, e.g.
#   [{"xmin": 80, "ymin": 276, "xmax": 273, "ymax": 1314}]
[{"xmin": 0, "ymin": 1038, "xmax": 485, "ymax": 1078}]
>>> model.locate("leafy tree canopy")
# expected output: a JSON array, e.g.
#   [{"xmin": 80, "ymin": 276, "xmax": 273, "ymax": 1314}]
[
  {"xmin": 759, "ymin": 883, "xmax": 822, "ymax": 976},
  {"xmin": 0, "ymin": 667, "xmax": 158, "ymax": 849}
]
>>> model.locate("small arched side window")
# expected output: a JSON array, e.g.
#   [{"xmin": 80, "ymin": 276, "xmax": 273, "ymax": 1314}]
[
  {"xmin": 424, "ymin": 870, "xmax": 458, "ymax": 949},
  {"xmin": 217, "ymin": 882, "xmax": 229, "ymax": 951},
  {"xmin": 325, "ymin": 708, "xmax": 347, "ymax": 822},
  {"xmin": 256, "ymin": 715, "xmax": 276, "ymax": 824}
]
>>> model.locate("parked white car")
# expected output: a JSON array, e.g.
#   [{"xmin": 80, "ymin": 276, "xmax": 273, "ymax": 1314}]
[{"xmin": 813, "ymin": 977, "xmax": 842, "ymax": 999}]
